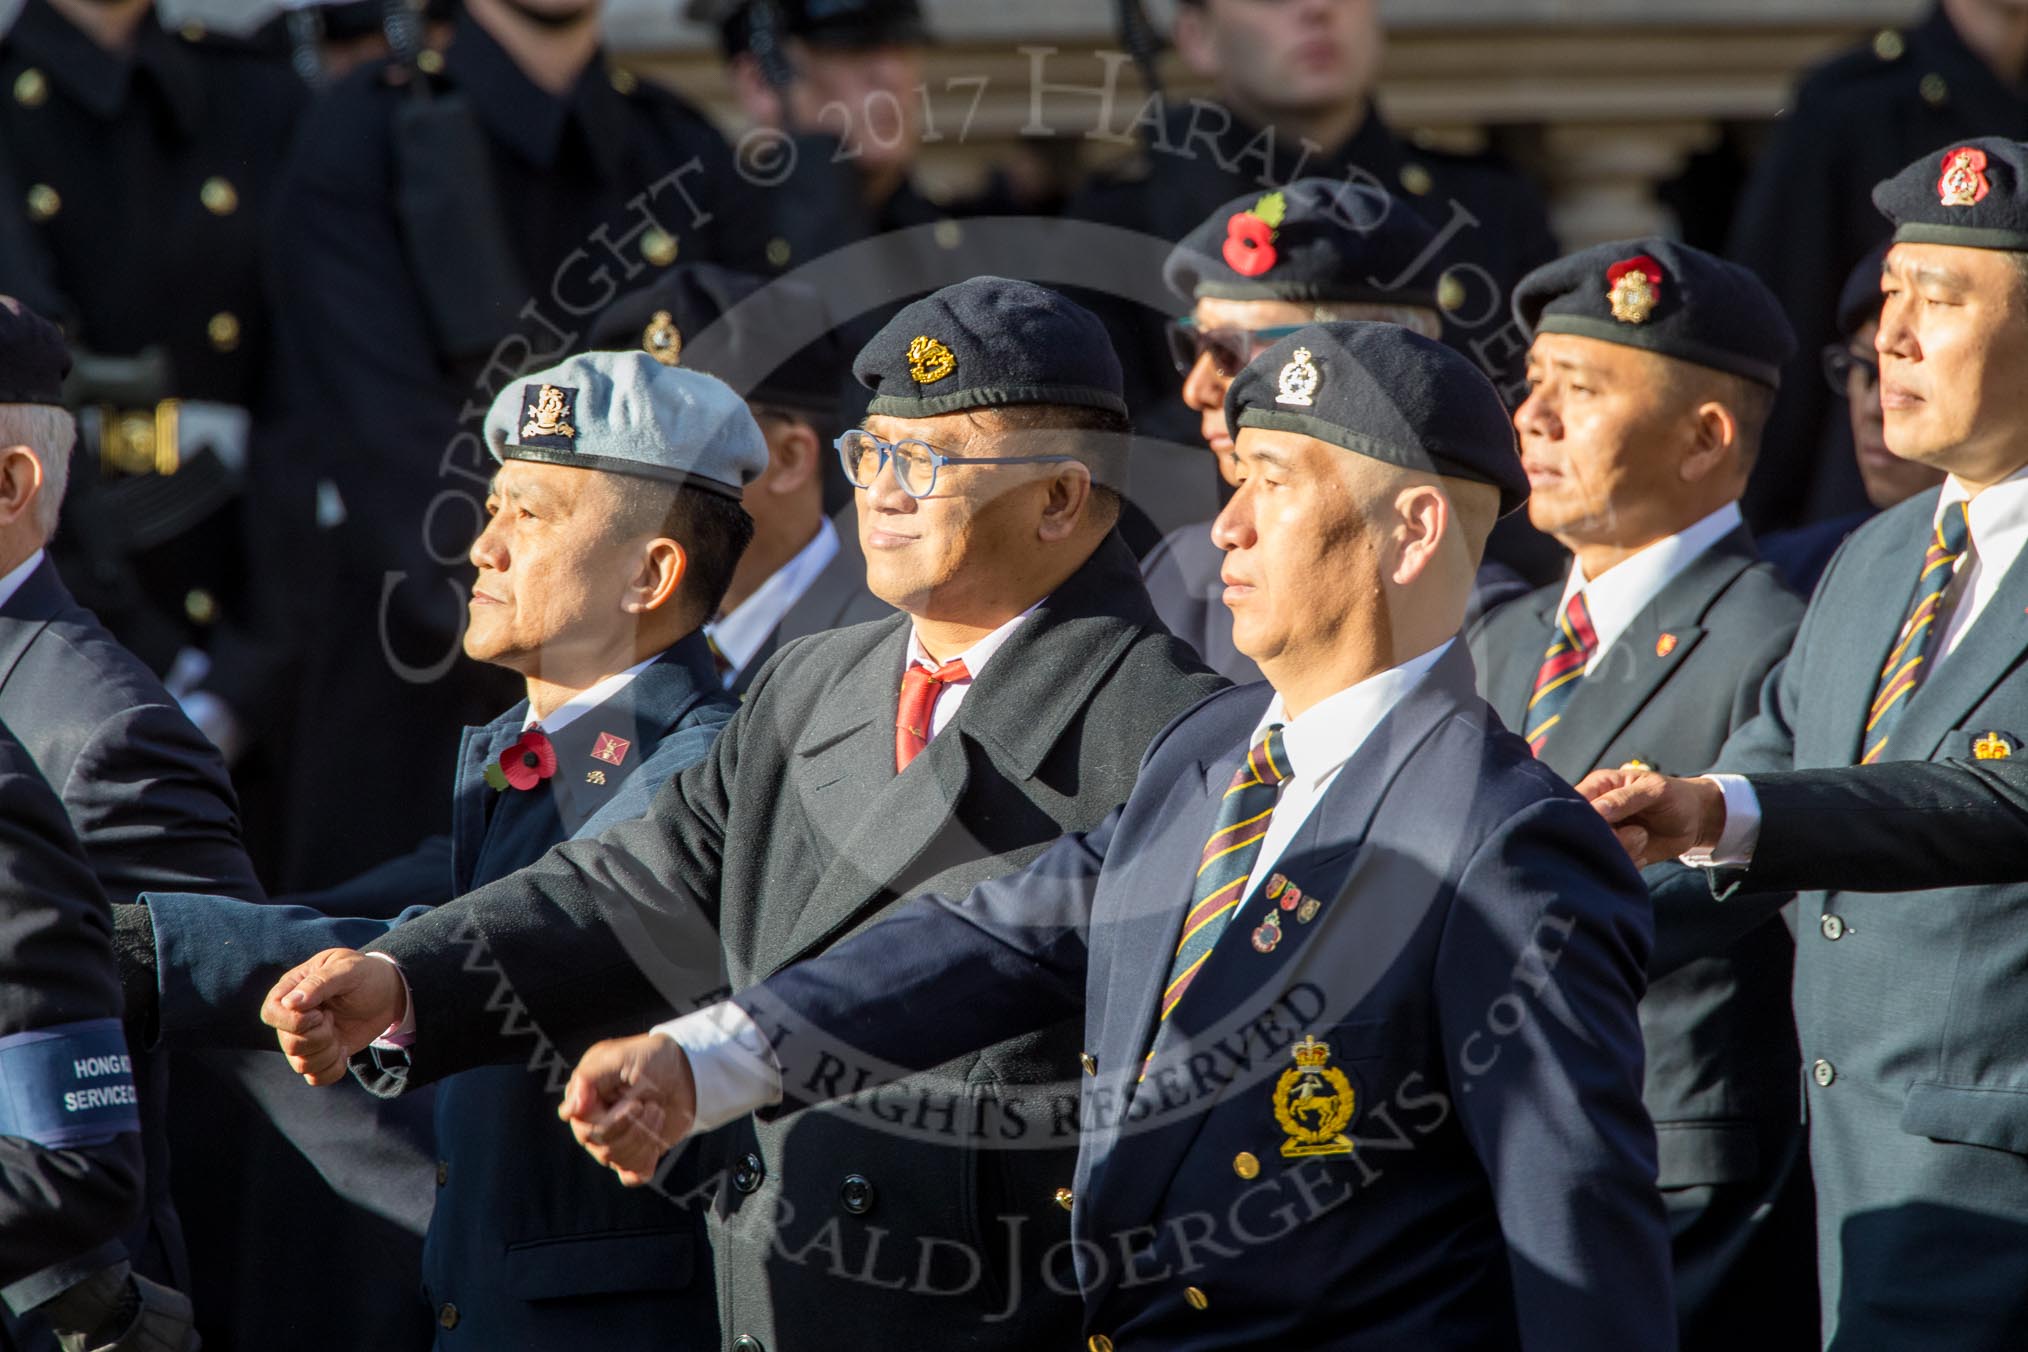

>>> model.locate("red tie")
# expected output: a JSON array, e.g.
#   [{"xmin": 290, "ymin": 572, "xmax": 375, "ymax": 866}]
[{"xmin": 895, "ymin": 657, "xmax": 970, "ymax": 771}]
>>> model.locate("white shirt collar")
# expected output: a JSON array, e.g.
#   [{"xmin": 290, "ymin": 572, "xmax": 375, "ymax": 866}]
[
  {"xmin": 706, "ymin": 517, "xmax": 841, "ymax": 680},
  {"xmin": 0, "ymin": 548, "xmax": 44, "ymax": 612},
  {"xmin": 1247, "ymin": 639, "xmax": 1452, "ymax": 788},
  {"xmin": 524, "ymin": 653, "xmax": 660, "ymax": 734},
  {"xmin": 905, "ymin": 599, "xmax": 1039, "ymax": 680},
  {"xmin": 1940, "ymin": 463, "xmax": 2028, "ymax": 558},
  {"xmin": 1557, "ymin": 502, "xmax": 1742, "ymax": 663}
]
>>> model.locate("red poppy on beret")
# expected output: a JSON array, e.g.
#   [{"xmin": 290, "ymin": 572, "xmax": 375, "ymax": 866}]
[{"xmin": 1223, "ymin": 212, "xmax": 1278, "ymax": 277}]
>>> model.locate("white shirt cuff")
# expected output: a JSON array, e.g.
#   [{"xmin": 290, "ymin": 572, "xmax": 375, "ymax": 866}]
[
  {"xmin": 366, "ymin": 952, "xmax": 416, "ymax": 1049},
  {"xmin": 1682, "ymin": 774, "xmax": 1761, "ymax": 867},
  {"xmin": 652, "ymin": 1001, "xmax": 783, "ymax": 1135}
]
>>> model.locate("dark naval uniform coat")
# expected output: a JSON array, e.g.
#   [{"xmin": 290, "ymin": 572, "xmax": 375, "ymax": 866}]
[
  {"xmin": 142, "ymin": 634, "xmax": 735, "ymax": 1350},
  {"xmin": 1469, "ymin": 527, "xmax": 1814, "ymax": 1349},
  {"xmin": 356, "ymin": 533, "xmax": 1226, "ymax": 1351},
  {"xmin": 0, "ymin": 0, "xmax": 305, "ymax": 707},
  {"xmin": 0, "ymin": 556, "xmax": 259, "ymax": 1315},
  {"xmin": 0, "ymin": 729, "xmax": 144, "ymax": 1333},
  {"xmin": 741, "ymin": 643, "xmax": 1674, "ymax": 1351},
  {"xmin": 1648, "ymin": 489, "xmax": 2028, "ymax": 1349},
  {"xmin": 268, "ymin": 6, "xmax": 765, "ymax": 891}
]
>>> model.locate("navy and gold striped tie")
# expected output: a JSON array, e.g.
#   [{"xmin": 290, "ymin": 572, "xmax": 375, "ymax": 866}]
[
  {"xmin": 1144, "ymin": 726, "xmax": 1291, "ymax": 1075},
  {"xmin": 1863, "ymin": 501, "xmax": 1971, "ymax": 764},
  {"xmin": 1524, "ymin": 591, "xmax": 1598, "ymax": 756}
]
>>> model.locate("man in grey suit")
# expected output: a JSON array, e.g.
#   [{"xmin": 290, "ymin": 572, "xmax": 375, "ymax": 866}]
[
  {"xmin": 1469, "ymin": 238, "xmax": 1812, "ymax": 1350},
  {"xmin": 261, "ymin": 279, "xmax": 1226, "ymax": 1352},
  {"xmin": 1558, "ymin": 137, "xmax": 2028, "ymax": 1350}
]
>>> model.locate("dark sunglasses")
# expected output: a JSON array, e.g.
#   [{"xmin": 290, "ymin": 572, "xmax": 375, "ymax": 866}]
[
  {"xmin": 1165, "ymin": 318, "xmax": 1309, "ymax": 380},
  {"xmin": 1821, "ymin": 343, "xmax": 1880, "ymax": 397}
]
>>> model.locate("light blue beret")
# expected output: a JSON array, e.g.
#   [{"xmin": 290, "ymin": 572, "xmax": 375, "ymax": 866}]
[{"xmin": 484, "ymin": 350, "xmax": 768, "ymax": 500}]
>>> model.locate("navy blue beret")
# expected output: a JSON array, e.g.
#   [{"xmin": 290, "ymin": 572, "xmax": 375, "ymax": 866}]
[
  {"xmin": 1512, "ymin": 237, "xmax": 1795, "ymax": 388},
  {"xmin": 700, "ymin": 0, "xmax": 927, "ymax": 56},
  {"xmin": 0, "ymin": 296, "xmax": 70, "ymax": 405},
  {"xmin": 1836, "ymin": 241, "xmax": 1891, "ymax": 337},
  {"xmin": 1875, "ymin": 137, "xmax": 2028, "ymax": 251},
  {"xmin": 1224, "ymin": 321, "xmax": 1527, "ymax": 517},
  {"xmin": 854, "ymin": 276, "xmax": 1127, "ymax": 420},
  {"xmin": 588, "ymin": 262, "xmax": 846, "ymax": 417},
  {"xmin": 1163, "ymin": 178, "xmax": 1445, "ymax": 310}
]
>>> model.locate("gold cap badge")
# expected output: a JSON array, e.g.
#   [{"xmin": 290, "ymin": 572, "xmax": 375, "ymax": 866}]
[
  {"xmin": 1274, "ymin": 1035, "xmax": 1354, "ymax": 1158},
  {"xmin": 1275, "ymin": 347, "xmax": 1320, "ymax": 408},
  {"xmin": 1606, "ymin": 255, "xmax": 1663, "ymax": 325},
  {"xmin": 643, "ymin": 310, "xmax": 682, "ymax": 367},
  {"xmin": 907, "ymin": 335, "xmax": 956, "ymax": 385},
  {"xmin": 1975, "ymin": 731, "xmax": 2012, "ymax": 760},
  {"xmin": 520, "ymin": 384, "xmax": 577, "ymax": 442}
]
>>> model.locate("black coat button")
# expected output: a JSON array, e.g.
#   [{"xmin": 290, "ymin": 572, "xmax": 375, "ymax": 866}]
[
  {"xmin": 839, "ymin": 1174, "xmax": 875, "ymax": 1215},
  {"xmin": 733, "ymin": 1152, "xmax": 766, "ymax": 1194}
]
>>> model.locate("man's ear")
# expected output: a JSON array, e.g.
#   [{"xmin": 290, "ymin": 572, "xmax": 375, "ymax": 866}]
[
  {"xmin": 0, "ymin": 446, "xmax": 43, "ymax": 529},
  {"xmin": 765, "ymin": 419, "xmax": 822, "ymax": 495},
  {"xmin": 728, "ymin": 52, "xmax": 785, "ymax": 129},
  {"xmin": 1036, "ymin": 466, "xmax": 1094, "ymax": 544},
  {"xmin": 1390, "ymin": 483, "xmax": 1452, "ymax": 588},
  {"xmin": 624, "ymin": 538, "xmax": 688, "ymax": 616},
  {"xmin": 1681, "ymin": 400, "xmax": 1740, "ymax": 485}
]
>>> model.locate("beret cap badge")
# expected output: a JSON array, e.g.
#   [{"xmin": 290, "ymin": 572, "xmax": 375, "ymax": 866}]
[
  {"xmin": 1605, "ymin": 255, "xmax": 1664, "ymax": 325},
  {"xmin": 1938, "ymin": 146, "xmax": 1991, "ymax": 207},
  {"xmin": 1275, "ymin": 346, "xmax": 1320, "ymax": 408},
  {"xmin": 906, "ymin": 334, "xmax": 956, "ymax": 384},
  {"xmin": 1222, "ymin": 190, "xmax": 1287, "ymax": 278},
  {"xmin": 518, "ymin": 383, "xmax": 578, "ymax": 444},
  {"xmin": 642, "ymin": 309, "xmax": 682, "ymax": 367}
]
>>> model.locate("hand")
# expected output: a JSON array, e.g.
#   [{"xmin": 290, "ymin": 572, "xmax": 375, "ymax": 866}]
[
  {"xmin": 558, "ymin": 1032, "xmax": 697, "ymax": 1187},
  {"xmin": 1576, "ymin": 768, "xmax": 1726, "ymax": 868},
  {"xmin": 260, "ymin": 948, "xmax": 406, "ymax": 1086}
]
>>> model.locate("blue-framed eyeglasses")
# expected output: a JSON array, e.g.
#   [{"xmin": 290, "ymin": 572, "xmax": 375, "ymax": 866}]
[{"xmin": 835, "ymin": 428, "xmax": 1078, "ymax": 499}]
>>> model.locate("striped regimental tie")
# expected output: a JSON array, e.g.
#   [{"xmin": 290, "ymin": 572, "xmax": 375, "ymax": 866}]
[
  {"xmin": 1863, "ymin": 501, "xmax": 1972, "ymax": 764},
  {"xmin": 1524, "ymin": 591, "xmax": 1598, "ymax": 756},
  {"xmin": 1143, "ymin": 724, "xmax": 1292, "ymax": 1078}
]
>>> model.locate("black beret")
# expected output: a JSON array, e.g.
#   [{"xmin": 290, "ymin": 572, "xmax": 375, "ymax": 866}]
[
  {"xmin": 697, "ymin": 0, "xmax": 927, "ymax": 56},
  {"xmin": 587, "ymin": 262, "xmax": 847, "ymax": 418},
  {"xmin": 0, "ymin": 297, "xmax": 71, "ymax": 405},
  {"xmin": 854, "ymin": 276, "xmax": 1126, "ymax": 419},
  {"xmin": 1223, "ymin": 321, "xmax": 1527, "ymax": 517},
  {"xmin": 1874, "ymin": 137, "xmax": 2028, "ymax": 251},
  {"xmin": 1512, "ymin": 237, "xmax": 1795, "ymax": 388},
  {"xmin": 1836, "ymin": 241, "xmax": 1891, "ymax": 337},
  {"xmin": 1163, "ymin": 178, "xmax": 1445, "ymax": 310}
]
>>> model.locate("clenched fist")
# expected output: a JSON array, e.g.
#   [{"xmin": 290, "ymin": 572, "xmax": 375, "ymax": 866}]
[
  {"xmin": 261, "ymin": 948, "xmax": 406, "ymax": 1086},
  {"xmin": 559, "ymin": 1032, "xmax": 698, "ymax": 1186}
]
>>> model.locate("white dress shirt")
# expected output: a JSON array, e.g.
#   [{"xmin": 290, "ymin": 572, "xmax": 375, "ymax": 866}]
[
  {"xmin": 0, "ymin": 548, "xmax": 43, "ymax": 611},
  {"xmin": 523, "ymin": 654, "xmax": 659, "ymax": 734},
  {"xmin": 1554, "ymin": 503, "xmax": 1742, "ymax": 673},
  {"xmin": 705, "ymin": 518, "xmax": 841, "ymax": 684},
  {"xmin": 1696, "ymin": 469, "xmax": 2028, "ymax": 864},
  {"xmin": 658, "ymin": 639, "xmax": 1455, "ymax": 1135}
]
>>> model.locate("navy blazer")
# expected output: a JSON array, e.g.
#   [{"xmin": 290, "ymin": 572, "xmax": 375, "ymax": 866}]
[
  {"xmin": 745, "ymin": 643, "xmax": 1673, "ymax": 1351},
  {"xmin": 144, "ymin": 634, "xmax": 734, "ymax": 1350}
]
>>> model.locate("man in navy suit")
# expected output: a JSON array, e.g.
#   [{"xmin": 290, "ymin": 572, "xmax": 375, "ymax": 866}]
[
  {"xmin": 540, "ymin": 323, "xmax": 1675, "ymax": 1349},
  {"xmin": 121, "ymin": 352, "xmax": 763, "ymax": 1349}
]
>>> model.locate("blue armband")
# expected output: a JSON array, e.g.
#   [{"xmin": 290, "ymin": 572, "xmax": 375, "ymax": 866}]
[{"xmin": 0, "ymin": 1018, "xmax": 140, "ymax": 1147}]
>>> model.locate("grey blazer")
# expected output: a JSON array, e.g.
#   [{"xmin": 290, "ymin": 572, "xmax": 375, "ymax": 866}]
[
  {"xmin": 1650, "ymin": 488, "xmax": 2028, "ymax": 1348},
  {"xmin": 361, "ymin": 530, "xmax": 1227, "ymax": 1351}
]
